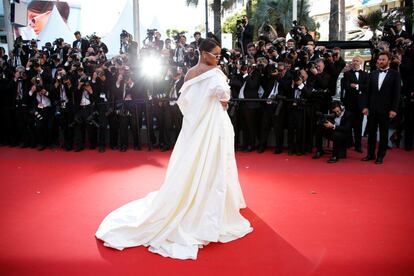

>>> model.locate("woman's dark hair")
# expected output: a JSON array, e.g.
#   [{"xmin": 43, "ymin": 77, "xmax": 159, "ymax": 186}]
[
  {"xmin": 28, "ymin": 0, "xmax": 70, "ymax": 21},
  {"xmin": 198, "ymin": 38, "xmax": 220, "ymax": 53}
]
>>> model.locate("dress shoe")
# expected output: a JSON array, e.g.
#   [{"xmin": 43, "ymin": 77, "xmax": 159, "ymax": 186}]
[
  {"xmin": 98, "ymin": 147, "xmax": 105, "ymax": 153},
  {"xmin": 74, "ymin": 147, "xmax": 84, "ymax": 152},
  {"xmin": 288, "ymin": 150, "xmax": 295, "ymax": 156},
  {"xmin": 38, "ymin": 146, "xmax": 47, "ymax": 151},
  {"xmin": 120, "ymin": 146, "xmax": 127, "ymax": 152},
  {"xmin": 133, "ymin": 145, "xmax": 141, "ymax": 151},
  {"xmin": 160, "ymin": 146, "xmax": 170, "ymax": 152},
  {"xmin": 257, "ymin": 146, "xmax": 265, "ymax": 153},
  {"xmin": 375, "ymin": 157, "xmax": 384, "ymax": 164},
  {"xmin": 327, "ymin": 156, "xmax": 338, "ymax": 163},
  {"xmin": 362, "ymin": 155, "xmax": 375, "ymax": 161},
  {"xmin": 296, "ymin": 152, "xmax": 304, "ymax": 156},
  {"xmin": 273, "ymin": 148, "xmax": 282, "ymax": 154},
  {"xmin": 355, "ymin": 147, "xmax": 363, "ymax": 153},
  {"xmin": 312, "ymin": 151, "xmax": 324, "ymax": 159},
  {"xmin": 242, "ymin": 146, "xmax": 253, "ymax": 153}
]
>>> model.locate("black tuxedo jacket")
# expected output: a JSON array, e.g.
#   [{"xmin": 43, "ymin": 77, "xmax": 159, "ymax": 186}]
[
  {"xmin": 342, "ymin": 70, "xmax": 369, "ymax": 112},
  {"xmin": 7, "ymin": 79, "xmax": 33, "ymax": 108},
  {"xmin": 241, "ymin": 70, "xmax": 261, "ymax": 109},
  {"xmin": 363, "ymin": 69, "xmax": 401, "ymax": 114},
  {"xmin": 72, "ymin": 39, "xmax": 90, "ymax": 57}
]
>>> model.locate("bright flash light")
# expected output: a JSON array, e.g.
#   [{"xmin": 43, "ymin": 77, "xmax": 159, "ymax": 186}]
[{"xmin": 141, "ymin": 56, "xmax": 162, "ymax": 78}]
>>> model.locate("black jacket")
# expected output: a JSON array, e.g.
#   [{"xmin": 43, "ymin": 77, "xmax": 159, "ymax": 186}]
[
  {"xmin": 363, "ymin": 69, "xmax": 401, "ymax": 114},
  {"xmin": 342, "ymin": 69, "xmax": 369, "ymax": 112}
]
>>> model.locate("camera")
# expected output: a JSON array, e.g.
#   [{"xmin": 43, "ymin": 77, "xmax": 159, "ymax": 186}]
[
  {"xmin": 86, "ymin": 110, "xmax": 100, "ymax": 128},
  {"xmin": 80, "ymin": 76, "xmax": 92, "ymax": 87},
  {"xmin": 53, "ymin": 38, "xmax": 64, "ymax": 46},
  {"xmin": 316, "ymin": 111, "xmax": 336, "ymax": 125},
  {"xmin": 30, "ymin": 109, "xmax": 44, "ymax": 122}
]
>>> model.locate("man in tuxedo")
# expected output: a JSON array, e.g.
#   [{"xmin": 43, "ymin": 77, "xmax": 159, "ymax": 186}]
[
  {"xmin": 115, "ymin": 69, "xmax": 142, "ymax": 152},
  {"xmin": 286, "ymin": 70, "xmax": 312, "ymax": 155},
  {"xmin": 72, "ymin": 31, "xmax": 90, "ymax": 58},
  {"xmin": 238, "ymin": 65, "xmax": 261, "ymax": 152},
  {"xmin": 362, "ymin": 51, "xmax": 401, "ymax": 164},
  {"xmin": 313, "ymin": 101, "xmax": 353, "ymax": 163},
  {"xmin": 341, "ymin": 56, "xmax": 369, "ymax": 152}
]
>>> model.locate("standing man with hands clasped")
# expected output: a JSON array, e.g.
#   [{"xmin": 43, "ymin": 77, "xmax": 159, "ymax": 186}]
[{"xmin": 362, "ymin": 51, "xmax": 401, "ymax": 164}]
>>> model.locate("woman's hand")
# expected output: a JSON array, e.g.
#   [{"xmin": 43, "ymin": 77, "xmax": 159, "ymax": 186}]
[{"xmin": 220, "ymin": 100, "xmax": 229, "ymax": 110}]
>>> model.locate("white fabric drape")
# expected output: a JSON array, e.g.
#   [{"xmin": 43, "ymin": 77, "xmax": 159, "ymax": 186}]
[{"xmin": 96, "ymin": 68, "xmax": 253, "ymax": 260}]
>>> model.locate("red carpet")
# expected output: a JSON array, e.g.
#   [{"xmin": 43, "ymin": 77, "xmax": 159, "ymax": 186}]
[{"xmin": 1, "ymin": 145, "xmax": 414, "ymax": 275}]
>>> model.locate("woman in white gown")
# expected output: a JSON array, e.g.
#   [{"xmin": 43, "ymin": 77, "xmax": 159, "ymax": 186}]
[{"xmin": 96, "ymin": 38, "xmax": 253, "ymax": 260}]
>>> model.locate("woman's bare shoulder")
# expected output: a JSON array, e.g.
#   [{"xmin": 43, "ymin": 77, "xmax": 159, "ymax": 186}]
[{"xmin": 184, "ymin": 66, "xmax": 199, "ymax": 82}]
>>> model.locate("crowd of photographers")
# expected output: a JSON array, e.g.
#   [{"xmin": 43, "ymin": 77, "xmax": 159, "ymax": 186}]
[{"xmin": 0, "ymin": 18, "xmax": 413, "ymax": 163}]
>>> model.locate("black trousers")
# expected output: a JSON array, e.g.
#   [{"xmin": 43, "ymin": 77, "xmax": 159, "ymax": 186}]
[
  {"xmin": 55, "ymin": 106, "xmax": 74, "ymax": 149},
  {"xmin": 74, "ymin": 105, "xmax": 97, "ymax": 149},
  {"xmin": 258, "ymin": 103, "xmax": 286, "ymax": 150},
  {"xmin": 9, "ymin": 105, "xmax": 35, "ymax": 146},
  {"xmin": 315, "ymin": 125, "xmax": 348, "ymax": 157},
  {"xmin": 35, "ymin": 106, "xmax": 53, "ymax": 147},
  {"xmin": 367, "ymin": 112, "xmax": 390, "ymax": 158},
  {"xmin": 288, "ymin": 107, "xmax": 305, "ymax": 153},
  {"xmin": 96, "ymin": 103, "xmax": 108, "ymax": 148},
  {"xmin": 240, "ymin": 106, "xmax": 260, "ymax": 149},
  {"xmin": 119, "ymin": 102, "xmax": 141, "ymax": 148},
  {"xmin": 163, "ymin": 104, "xmax": 183, "ymax": 148},
  {"xmin": 350, "ymin": 110, "xmax": 364, "ymax": 149},
  {"xmin": 404, "ymin": 101, "xmax": 414, "ymax": 150}
]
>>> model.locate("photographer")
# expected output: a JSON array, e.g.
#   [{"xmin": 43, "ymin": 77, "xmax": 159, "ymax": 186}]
[
  {"xmin": 52, "ymin": 69, "xmax": 74, "ymax": 151},
  {"xmin": 91, "ymin": 67, "xmax": 111, "ymax": 152},
  {"xmin": 286, "ymin": 69, "xmax": 312, "ymax": 155},
  {"xmin": 72, "ymin": 31, "xmax": 90, "ymax": 58},
  {"xmin": 190, "ymin": 31, "xmax": 202, "ymax": 50},
  {"xmin": 114, "ymin": 67, "xmax": 141, "ymax": 152},
  {"xmin": 52, "ymin": 38, "xmax": 69, "ymax": 63},
  {"xmin": 173, "ymin": 35, "xmax": 188, "ymax": 67},
  {"xmin": 313, "ymin": 101, "xmax": 352, "ymax": 163},
  {"xmin": 257, "ymin": 62, "xmax": 287, "ymax": 153},
  {"xmin": 73, "ymin": 70, "xmax": 98, "ymax": 152},
  {"xmin": 290, "ymin": 24, "xmax": 314, "ymax": 49},
  {"xmin": 238, "ymin": 61, "xmax": 262, "ymax": 152},
  {"xmin": 308, "ymin": 58, "xmax": 332, "ymax": 113},
  {"xmin": 11, "ymin": 36, "xmax": 29, "ymax": 67},
  {"xmin": 29, "ymin": 76, "xmax": 53, "ymax": 150},
  {"xmin": 7, "ymin": 67, "xmax": 35, "ymax": 148},
  {"xmin": 184, "ymin": 45, "xmax": 198, "ymax": 68},
  {"xmin": 120, "ymin": 30, "xmax": 138, "ymax": 57},
  {"xmin": 235, "ymin": 16, "xmax": 253, "ymax": 55}
]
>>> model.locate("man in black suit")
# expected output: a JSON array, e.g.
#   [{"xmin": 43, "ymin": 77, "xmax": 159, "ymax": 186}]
[
  {"xmin": 238, "ymin": 66, "xmax": 261, "ymax": 152},
  {"xmin": 313, "ymin": 101, "xmax": 353, "ymax": 163},
  {"xmin": 240, "ymin": 16, "xmax": 253, "ymax": 56},
  {"xmin": 362, "ymin": 51, "xmax": 401, "ymax": 164},
  {"xmin": 72, "ymin": 31, "xmax": 90, "ymax": 58},
  {"xmin": 287, "ymin": 70, "xmax": 312, "ymax": 155},
  {"xmin": 341, "ymin": 56, "xmax": 369, "ymax": 152}
]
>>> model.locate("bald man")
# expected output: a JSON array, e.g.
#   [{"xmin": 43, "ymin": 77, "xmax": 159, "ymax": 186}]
[{"xmin": 341, "ymin": 56, "xmax": 369, "ymax": 152}]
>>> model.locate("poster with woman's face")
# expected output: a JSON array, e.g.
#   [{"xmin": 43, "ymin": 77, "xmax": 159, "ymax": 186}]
[{"xmin": 15, "ymin": 0, "xmax": 81, "ymax": 40}]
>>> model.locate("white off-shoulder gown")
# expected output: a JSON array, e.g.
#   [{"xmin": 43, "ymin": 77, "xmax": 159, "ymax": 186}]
[{"xmin": 95, "ymin": 68, "xmax": 253, "ymax": 260}]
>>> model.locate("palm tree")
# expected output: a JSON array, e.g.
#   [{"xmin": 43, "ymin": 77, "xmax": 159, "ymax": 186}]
[
  {"xmin": 357, "ymin": 10, "xmax": 387, "ymax": 41},
  {"xmin": 329, "ymin": 0, "xmax": 339, "ymax": 40},
  {"xmin": 186, "ymin": 0, "xmax": 238, "ymax": 43},
  {"xmin": 252, "ymin": 0, "xmax": 315, "ymax": 38}
]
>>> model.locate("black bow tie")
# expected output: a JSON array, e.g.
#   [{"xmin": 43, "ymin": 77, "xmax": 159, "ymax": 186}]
[
  {"xmin": 379, "ymin": 69, "xmax": 388, "ymax": 73},
  {"xmin": 353, "ymin": 70, "xmax": 362, "ymax": 73}
]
